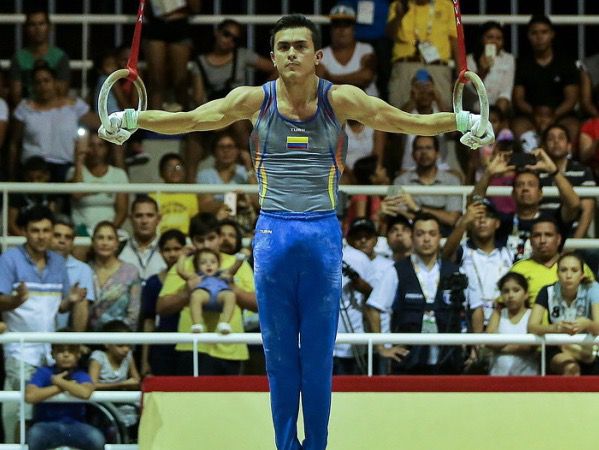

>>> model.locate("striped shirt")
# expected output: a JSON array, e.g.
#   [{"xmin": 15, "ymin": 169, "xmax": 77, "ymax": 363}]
[{"xmin": 0, "ymin": 246, "xmax": 69, "ymax": 365}]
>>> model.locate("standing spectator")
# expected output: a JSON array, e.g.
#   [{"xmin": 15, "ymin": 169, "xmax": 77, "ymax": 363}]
[
  {"xmin": 510, "ymin": 218, "xmax": 595, "ymax": 304},
  {"xmin": 9, "ymin": 8, "xmax": 70, "ymax": 106},
  {"xmin": 335, "ymin": 219, "xmax": 375, "ymax": 374},
  {"xmin": 393, "ymin": 135, "xmax": 462, "ymax": 235},
  {"xmin": 466, "ymin": 21, "xmax": 514, "ymax": 114},
  {"xmin": 156, "ymin": 213, "xmax": 256, "ymax": 375},
  {"xmin": 366, "ymin": 213, "xmax": 464, "ymax": 375},
  {"xmin": 0, "ymin": 206, "xmax": 81, "ymax": 442},
  {"xmin": 144, "ymin": 0, "xmax": 200, "ymax": 111},
  {"xmin": 317, "ymin": 4, "xmax": 378, "ymax": 97},
  {"xmin": 140, "ymin": 229, "xmax": 187, "ymax": 376},
  {"xmin": 25, "ymin": 342, "xmax": 104, "ymax": 450},
  {"xmin": 196, "ymin": 130, "xmax": 255, "ymax": 216},
  {"xmin": 376, "ymin": 213, "xmax": 413, "ymax": 261},
  {"xmin": 513, "ymin": 15, "xmax": 579, "ymax": 121},
  {"xmin": 51, "ymin": 215, "xmax": 95, "ymax": 331},
  {"xmin": 119, "ymin": 196, "xmax": 166, "ymax": 283},
  {"xmin": 400, "ymin": 69, "xmax": 449, "ymax": 171},
  {"xmin": 386, "ymin": 0, "xmax": 457, "ymax": 108},
  {"xmin": 443, "ymin": 200, "xmax": 512, "ymax": 331},
  {"xmin": 88, "ymin": 221, "xmax": 141, "ymax": 332},
  {"xmin": 539, "ymin": 124, "xmax": 596, "ymax": 238},
  {"xmin": 472, "ymin": 150, "xmax": 581, "ymax": 261},
  {"xmin": 344, "ymin": 120, "xmax": 387, "ymax": 171},
  {"xmin": 486, "ymin": 272, "xmax": 538, "ymax": 376},
  {"xmin": 8, "ymin": 156, "xmax": 56, "ymax": 236},
  {"xmin": 9, "ymin": 62, "xmax": 98, "ymax": 182},
  {"xmin": 68, "ymin": 130, "xmax": 129, "ymax": 236},
  {"xmin": 528, "ymin": 252, "xmax": 599, "ymax": 375},
  {"xmin": 150, "ymin": 153, "xmax": 199, "ymax": 234}
]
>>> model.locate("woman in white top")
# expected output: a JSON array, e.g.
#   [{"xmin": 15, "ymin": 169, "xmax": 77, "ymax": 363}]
[
  {"xmin": 68, "ymin": 131, "xmax": 129, "ymax": 236},
  {"xmin": 466, "ymin": 21, "xmax": 515, "ymax": 114},
  {"xmin": 9, "ymin": 61, "xmax": 98, "ymax": 181},
  {"xmin": 528, "ymin": 252, "xmax": 599, "ymax": 375},
  {"xmin": 486, "ymin": 272, "xmax": 538, "ymax": 376}
]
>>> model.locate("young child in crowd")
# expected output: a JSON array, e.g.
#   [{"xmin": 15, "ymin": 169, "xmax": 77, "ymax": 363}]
[
  {"xmin": 26, "ymin": 341, "xmax": 105, "ymax": 450},
  {"xmin": 177, "ymin": 248, "xmax": 247, "ymax": 334},
  {"xmin": 89, "ymin": 320, "xmax": 141, "ymax": 435},
  {"xmin": 486, "ymin": 272, "xmax": 538, "ymax": 375}
]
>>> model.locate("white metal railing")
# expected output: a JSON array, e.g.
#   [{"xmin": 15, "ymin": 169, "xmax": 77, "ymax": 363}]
[
  {"xmin": 2, "ymin": 182, "xmax": 599, "ymax": 251},
  {"xmin": 0, "ymin": 331, "xmax": 595, "ymax": 449}
]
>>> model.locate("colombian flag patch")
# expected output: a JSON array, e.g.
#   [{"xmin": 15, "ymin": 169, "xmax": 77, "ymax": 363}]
[{"xmin": 287, "ymin": 136, "xmax": 309, "ymax": 150}]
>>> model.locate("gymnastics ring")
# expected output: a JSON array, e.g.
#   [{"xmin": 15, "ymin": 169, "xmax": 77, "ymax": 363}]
[
  {"xmin": 452, "ymin": 70, "xmax": 489, "ymax": 137},
  {"xmin": 98, "ymin": 68, "xmax": 147, "ymax": 131}
]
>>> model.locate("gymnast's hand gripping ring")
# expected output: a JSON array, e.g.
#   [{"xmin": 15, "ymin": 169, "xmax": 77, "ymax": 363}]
[
  {"xmin": 452, "ymin": 70, "xmax": 489, "ymax": 137},
  {"xmin": 98, "ymin": 68, "xmax": 148, "ymax": 132}
]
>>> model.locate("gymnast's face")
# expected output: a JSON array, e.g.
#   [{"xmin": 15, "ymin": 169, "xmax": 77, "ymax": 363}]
[{"xmin": 271, "ymin": 27, "xmax": 322, "ymax": 79}]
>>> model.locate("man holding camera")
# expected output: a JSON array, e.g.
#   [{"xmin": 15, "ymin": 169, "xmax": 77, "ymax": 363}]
[
  {"xmin": 366, "ymin": 212, "xmax": 464, "ymax": 375},
  {"xmin": 471, "ymin": 148, "xmax": 580, "ymax": 262}
]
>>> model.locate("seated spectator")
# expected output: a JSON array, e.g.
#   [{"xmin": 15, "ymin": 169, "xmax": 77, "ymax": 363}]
[
  {"xmin": 578, "ymin": 52, "xmax": 599, "ymax": 118},
  {"xmin": 510, "ymin": 218, "xmax": 595, "ymax": 304},
  {"xmin": 539, "ymin": 124, "xmax": 596, "ymax": 238},
  {"xmin": 528, "ymin": 252, "xmax": 599, "ymax": 375},
  {"xmin": 89, "ymin": 320, "xmax": 141, "ymax": 435},
  {"xmin": 156, "ymin": 213, "xmax": 256, "ymax": 375},
  {"xmin": 386, "ymin": 0, "xmax": 457, "ymax": 109},
  {"xmin": 51, "ymin": 215, "xmax": 95, "ymax": 331},
  {"xmin": 25, "ymin": 341, "xmax": 104, "ymax": 450},
  {"xmin": 0, "ymin": 93, "xmax": 7, "ymax": 155},
  {"xmin": 119, "ymin": 196, "xmax": 166, "ymax": 283},
  {"xmin": 513, "ymin": 15, "xmax": 579, "ymax": 122},
  {"xmin": 150, "ymin": 153, "xmax": 199, "ymax": 234},
  {"xmin": 443, "ymin": 200, "xmax": 512, "ymax": 331},
  {"xmin": 466, "ymin": 21, "xmax": 514, "ymax": 114},
  {"xmin": 393, "ymin": 135, "xmax": 462, "ymax": 236},
  {"xmin": 88, "ymin": 221, "xmax": 141, "ymax": 331},
  {"xmin": 144, "ymin": 0, "xmax": 199, "ymax": 111},
  {"xmin": 472, "ymin": 150, "xmax": 581, "ymax": 261},
  {"xmin": 68, "ymin": 130, "xmax": 129, "ymax": 236},
  {"xmin": 317, "ymin": 5, "xmax": 378, "ymax": 97},
  {"xmin": 345, "ymin": 120, "xmax": 387, "ymax": 172},
  {"xmin": 486, "ymin": 272, "xmax": 538, "ymax": 376},
  {"xmin": 9, "ymin": 62, "xmax": 98, "ymax": 182},
  {"xmin": 196, "ymin": 130, "xmax": 255, "ymax": 218},
  {"xmin": 400, "ymin": 69, "xmax": 450, "ymax": 171},
  {"xmin": 9, "ymin": 8, "xmax": 70, "ymax": 106},
  {"xmin": 345, "ymin": 155, "xmax": 389, "ymax": 231},
  {"xmin": 140, "ymin": 229, "xmax": 187, "ymax": 376},
  {"xmin": 579, "ymin": 113, "xmax": 599, "ymax": 180},
  {"xmin": 366, "ymin": 213, "xmax": 464, "ymax": 375},
  {"xmin": 8, "ymin": 156, "xmax": 56, "ymax": 236}
]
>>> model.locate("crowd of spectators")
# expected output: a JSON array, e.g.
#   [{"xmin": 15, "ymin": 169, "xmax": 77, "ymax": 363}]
[{"xmin": 3, "ymin": 0, "xmax": 599, "ymax": 445}]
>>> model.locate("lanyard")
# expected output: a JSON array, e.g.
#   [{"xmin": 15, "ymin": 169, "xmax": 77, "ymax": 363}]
[
  {"xmin": 412, "ymin": 254, "xmax": 439, "ymax": 304},
  {"xmin": 468, "ymin": 248, "xmax": 510, "ymax": 301},
  {"xmin": 412, "ymin": 0, "xmax": 436, "ymax": 43},
  {"xmin": 128, "ymin": 239, "xmax": 157, "ymax": 271}
]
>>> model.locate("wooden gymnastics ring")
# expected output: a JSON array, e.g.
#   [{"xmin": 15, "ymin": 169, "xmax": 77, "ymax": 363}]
[
  {"xmin": 98, "ymin": 68, "xmax": 147, "ymax": 131},
  {"xmin": 453, "ymin": 70, "xmax": 489, "ymax": 138}
]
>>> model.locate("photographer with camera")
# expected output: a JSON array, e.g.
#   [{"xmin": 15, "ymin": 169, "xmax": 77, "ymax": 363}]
[
  {"xmin": 335, "ymin": 219, "xmax": 375, "ymax": 375},
  {"xmin": 366, "ymin": 212, "xmax": 465, "ymax": 375},
  {"xmin": 471, "ymin": 148, "xmax": 581, "ymax": 262}
]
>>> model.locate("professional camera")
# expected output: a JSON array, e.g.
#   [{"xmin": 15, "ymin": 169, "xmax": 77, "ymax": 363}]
[
  {"xmin": 439, "ymin": 272, "xmax": 468, "ymax": 308},
  {"xmin": 342, "ymin": 261, "xmax": 360, "ymax": 281}
]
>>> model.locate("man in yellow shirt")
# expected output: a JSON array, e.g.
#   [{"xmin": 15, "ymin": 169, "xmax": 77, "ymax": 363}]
[
  {"xmin": 510, "ymin": 217, "xmax": 595, "ymax": 304},
  {"xmin": 386, "ymin": 0, "xmax": 458, "ymax": 108},
  {"xmin": 156, "ymin": 213, "xmax": 257, "ymax": 375}
]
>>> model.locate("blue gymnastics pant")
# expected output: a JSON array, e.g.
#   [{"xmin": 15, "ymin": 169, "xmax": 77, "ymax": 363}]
[{"xmin": 253, "ymin": 210, "xmax": 342, "ymax": 450}]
